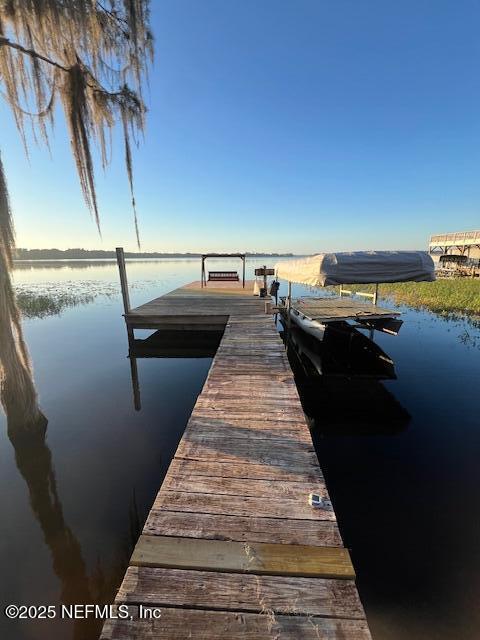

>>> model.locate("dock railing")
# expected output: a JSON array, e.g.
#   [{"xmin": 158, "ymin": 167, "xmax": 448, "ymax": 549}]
[
  {"xmin": 429, "ymin": 230, "xmax": 480, "ymax": 246},
  {"xmin": 339, "ymin": 284, "xmax": 378, "ymax": 305}
]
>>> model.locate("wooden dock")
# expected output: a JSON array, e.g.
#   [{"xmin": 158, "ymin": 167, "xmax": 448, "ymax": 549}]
[{"xmin": 102, "ymin": 278, "xmax": 372, "ymax": 639}]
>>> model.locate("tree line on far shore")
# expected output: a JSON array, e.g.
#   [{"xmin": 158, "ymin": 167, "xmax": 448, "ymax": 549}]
[{"xmin": 15, "ymin": 249, "xmax": 294, "ymax": 260}]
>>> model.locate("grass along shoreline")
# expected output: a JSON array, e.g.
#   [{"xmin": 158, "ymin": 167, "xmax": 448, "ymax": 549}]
[{"xmin": 340, "ymin": 280, "xmax": 480, "ymax": 317}]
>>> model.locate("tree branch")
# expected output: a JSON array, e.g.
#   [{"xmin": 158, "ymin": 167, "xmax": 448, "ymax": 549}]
[
  {"xmin": 96, "ymin": 1, "xmax": 130, "ymax": 36},
  {"xmin": 0, "ymin": 36, "xmax": 69, "ymax": 72},
  {"xmin": 0, "ymin": 36, "xmax": 140, "ymax": 104}
]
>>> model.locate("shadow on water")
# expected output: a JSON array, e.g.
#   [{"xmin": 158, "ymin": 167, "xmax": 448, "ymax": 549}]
[
  {"xmin": 9, "ymin": 429, "xmax": 96, "ymax": 639},
  {"xmin": 278, "ymin": 318, "xmax": 411, "ymax": 436},
  {"xmin": 1, "ymin": 258, "xmax": 282, "ymax": 640},
  {"xmin": 125, "ymin": 327, "xmax": 320, "ymax": 482},
  {"xmin": 279, "ymin": 311, "xmax": 480, "ymax": 640},
  {"xmin": 6, "ymin": 405, "xmax": 144, "ymax": 640},
  {"xmin": 127, "ymin": 329, "xmax": 224, "ymax": 411}
]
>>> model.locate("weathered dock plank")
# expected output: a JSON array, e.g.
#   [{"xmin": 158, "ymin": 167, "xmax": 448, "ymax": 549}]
[
  {"xmin": 131, "ymin": 535, "xmax": 354, "ymax": 578},
  {"xmin": 175, "ymin": 440, "xmax": 320, "ymax": 467},
  {"xmin": 181, "ymin": 417, "xmax": 312, "ymax": 441},
  {"xmin": 102, "ymin": 609, "xmax": 372, "ymax": 640},
  {"xmin": 291, "ymin": 296, "xmax": 400, "ymax": 323},
  {"xmin": 116, "ymin": 566, "xmax": 365, "ymax": 618},
  {"xmin": 161, "ymin": 473, "xmax": 327, "ymax": 499},
  {"xmin": 143, "ymin": 511, "xmax": 342, "ymax": 546},
  {"xmin": 154, "ymin": 491, "xmax": 335, "ymax": 521},
  {"xmin": 103, "ymin": 280, "xmax": 372, "ymax": 639},
  {"xmin": 163, "ymin": 457, "xmax": 324, "ymax": 482}
]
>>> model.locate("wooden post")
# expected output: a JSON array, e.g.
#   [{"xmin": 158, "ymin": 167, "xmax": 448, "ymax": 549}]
[
  {"xmin": 116, "ymin": 247, "xmax": 131, "ymax": 313},
  {"xmin": 242, "ymin": 257, "xmax": 246, "ymax": 288},
  {"xmin": 373, "ymin": 283, "xmax": 379, "ymax": 305},
  {"xmin": 287, "ymin": 281, "xmax": 292, "ymax": 328},
  {"xmin": 263, "ymin": 264, "xmax": 267, "ymax": 294}
]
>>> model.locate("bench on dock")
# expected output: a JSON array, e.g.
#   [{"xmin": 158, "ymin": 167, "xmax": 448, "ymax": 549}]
[{"xmin": 208, "ymin": 270, "xmax": 239, "ymax": 282}]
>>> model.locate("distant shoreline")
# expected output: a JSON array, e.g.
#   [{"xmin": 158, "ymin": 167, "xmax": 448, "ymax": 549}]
[{"xmin": 14, "ymin": 249, "xmax": 294, "ymax": 260}]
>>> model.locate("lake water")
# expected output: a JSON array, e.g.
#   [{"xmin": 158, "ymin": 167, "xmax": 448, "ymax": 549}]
[{"xmin": 1, "ymin": 258, "xmax": 479, "ymax": 640}]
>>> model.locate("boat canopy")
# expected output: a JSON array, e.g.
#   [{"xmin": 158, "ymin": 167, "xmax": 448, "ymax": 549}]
[{"xmin": 275, "ymin": 251, "xmax": 435, "ymax": 287}]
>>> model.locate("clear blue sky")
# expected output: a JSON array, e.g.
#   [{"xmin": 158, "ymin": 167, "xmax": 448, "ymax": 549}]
[{"xmin": 2, "ymin": 0, "xmax": 479, "ymax": 253}]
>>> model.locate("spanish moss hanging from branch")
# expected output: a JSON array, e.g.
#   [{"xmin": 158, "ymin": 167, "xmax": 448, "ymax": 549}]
[{"xmin": 0, "ymin": 1, "xmax": 153, "ymax": 434}]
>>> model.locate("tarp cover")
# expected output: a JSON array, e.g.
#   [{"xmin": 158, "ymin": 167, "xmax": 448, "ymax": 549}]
[{"xmin": 275, "ymin": 251, "xmax": 435, "ymax": 287}]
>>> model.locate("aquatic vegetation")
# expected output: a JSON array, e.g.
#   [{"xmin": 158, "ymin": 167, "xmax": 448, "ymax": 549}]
[
  {"xmin": 14, "ymin": 282, "xmax": 118, "ymax": 319},
  {"xmin": 13, "ymin": 279, "xmax": 160, "ymax": 319},
  {"xmin": 15, "ymin": 291, "xmax": 95, "ymax": 319},
  {"xmin": 339, "ymin": 280, "xmax": 480, "ymax": 317},
  {"xmin": 458, "ymin": 329, "xmax": 480, "ymax": 349}
]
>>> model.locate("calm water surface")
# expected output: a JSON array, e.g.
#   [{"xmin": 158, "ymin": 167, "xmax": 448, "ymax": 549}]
[{"xmin": 1, "ymin": 259, "xmax": 479, "ymax": 640}]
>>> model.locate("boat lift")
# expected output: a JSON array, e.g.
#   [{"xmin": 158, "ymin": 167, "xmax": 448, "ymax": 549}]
[{"xmin": 276, "ymin": 251, "xmax": 435, "ymax": 340}]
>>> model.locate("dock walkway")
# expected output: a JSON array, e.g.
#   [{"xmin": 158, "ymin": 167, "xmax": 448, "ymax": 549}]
[{"xmin": 102, "ymin": 281, "xmax": 372, "ymax": 639}]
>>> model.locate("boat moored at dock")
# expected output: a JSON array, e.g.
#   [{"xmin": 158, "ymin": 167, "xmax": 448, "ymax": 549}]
[{"xmin": 275, "ymin": 250, "xmax": 435, "ymax": 341}]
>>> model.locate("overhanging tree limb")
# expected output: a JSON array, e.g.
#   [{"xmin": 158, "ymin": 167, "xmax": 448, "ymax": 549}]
[
  {"xmin": 0, "ymin": 35, "xmax": 69, "ymax": 71},
  {"xmin": 0, "ymin": 0, "xmax": 153, "ymax": 434}
]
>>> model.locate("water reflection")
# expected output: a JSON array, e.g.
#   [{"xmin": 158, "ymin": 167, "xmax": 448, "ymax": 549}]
[
  {"xmin": 126, "ymin": 329, "xmax": 224, "ymax": 410},
  {"xmin": 301, "ymin": 377, "xmax": 410, "ymax": 436},
  {"xmin": 1, "ymin": 257, "xmax": 281, "ymax": 640},
  {"xmin": 279, "ymin": 319, "xmax": 410, "ymax": 436},
  {"xmin": 14, "ymin": 261, "xmax": 122, "ymax": 271},
  {"xmin": 279, "ymin": 319, "xmax": 398, "ymax": 380},
  {"xmin": 128, "ymin": 353, "xmax": 141, "ymax": 411},
  {"xmin": 8, "ymin": 424, "xmax": 139, "ymax": 639},
  {"xmin": 5, "ymin": 259, "xmax": 480, "ymax": 640},
  {"xmin": 10, "ymin": 430, "xmax": 97, "ymax": 639}
]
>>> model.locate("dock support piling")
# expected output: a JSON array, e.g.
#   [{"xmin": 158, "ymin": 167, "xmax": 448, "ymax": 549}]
[
  {"xmin": 287, "ymin": 280, "xmax": 292, "ymax": 328},
  {"xmin": 116, "ymin": 247, "xmax": 131, "ymax": 314},
  {"xmin": 116, "ymin": 247, "xmax": 134, "ymax": 341}
]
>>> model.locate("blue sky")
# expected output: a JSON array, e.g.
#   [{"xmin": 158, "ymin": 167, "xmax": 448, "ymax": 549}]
[{"xmin": 2, "ymin": 0, "xmax": 479, "ymax": 253}]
